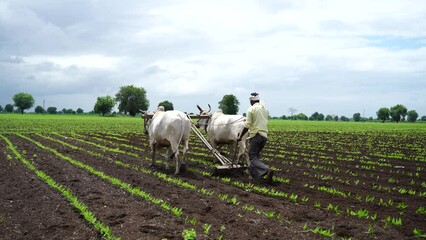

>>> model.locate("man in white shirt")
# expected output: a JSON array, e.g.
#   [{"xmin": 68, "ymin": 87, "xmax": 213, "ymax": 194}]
[{"xmin": 238, "ymin": 93, "xmax": 273, "ymax": 184}]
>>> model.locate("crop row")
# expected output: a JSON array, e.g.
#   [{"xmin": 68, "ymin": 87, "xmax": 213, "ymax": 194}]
[
  {"xmin": 4, "ymin": 126, "xmax": 421, "ymax": 239},
  {"xmin": 1, "ymin": 134, "xmax": 121, "ymax": 240},
  {"xmin": 29, "ymin": 132, "xmax": 377, "ymax": 238},
  {"xmin": 95, "ymin": 131, "xmax": 426, "ymax": 235},
  {"xmin": 9, "ymin": 134, "xmax": 236, "ymax": 239},
  {"xmin": 93, "ymin": 131, "xmax": 425, "ymax": 210},
  {"xmin": 43, "ymin": 131, "xmax": 424, "ymax": 237}
]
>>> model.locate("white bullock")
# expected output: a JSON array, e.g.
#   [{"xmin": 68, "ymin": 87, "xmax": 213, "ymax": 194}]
[
  {"xmin": 196, "ymin": 105, "xmax": 249, "ymax": 165},
  {"xmin": 145, "ymin": 106, "xmax": 191, "ymax": 174}
]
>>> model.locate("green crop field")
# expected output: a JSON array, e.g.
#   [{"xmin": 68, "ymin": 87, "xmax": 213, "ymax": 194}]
[
  {"xmin": 1, "ymin": 113, "xmax": 425, "ymax": 239},
  {"xmin": 0, "ymin": 114, "xmax": 145, "ymax": 133},
  {"xmin": 268, "ymin": 119, "xmax": 426, "ymax": 133},
  {"xmin": 2, "ymin": 114, "xmax": 426, "ymax": 133}
]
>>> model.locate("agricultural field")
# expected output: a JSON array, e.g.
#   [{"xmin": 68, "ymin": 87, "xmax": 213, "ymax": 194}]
[{"xmin": 1, "ymin": 114, "xmax": 425, "ymax": 239}]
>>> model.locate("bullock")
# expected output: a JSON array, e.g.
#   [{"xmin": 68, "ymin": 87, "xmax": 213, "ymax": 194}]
[
  {"xmin": 196, "ymin": 105, "xmax": 249, "ymax": 166},
  {"xmin": 144, "ymin": 106, "xmax": 191, "ymax": 174}
]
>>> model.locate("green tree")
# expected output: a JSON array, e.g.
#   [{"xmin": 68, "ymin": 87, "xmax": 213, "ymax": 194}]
[
  {"xmin": 340, "ymin": 116, "xmax": 349, "ymax": 121},
  {"xmin": 318, "ymin": 113, "xmax": 324, "ymax": 121},
  {"xmin": 13, "ymin": 92, "xmax": 35, "ymax": 114},
  {"xmin": 158, "ymin": 100, "xmax": 174, "ymax": 111},
  {"xmin": 325, "ymin": 115, "xmax": 333, "ymax": 121},
  {"xmin": 310, "ymin": 112, "xmax": 319, "ymax": 120},
  {"xmin": 407, "ymin": 110, "xmax": 418, "ymax": 123},
  {"xmin": 76, "ymin": 108, "xmax": 84, "ymax": 114},
  {"xmin": 35, "ymin": 106, "xmax": 44, "ymax": 113},
  {"xmin": 390, "ymin": 104, "xmax": 407, "ymax": 123},
  {"xmin": 94, "ymin": 95, "xmax": 116, "ymax": 116},
  {"xmin": 116, "ymin": 85, "xmax": 149, "ymax": 116},
  {"xmin": 353, "ymin": 113, "xmax": 361, "ymax": 122},
  {"xmin": 218, "ymin": 94, "xmax": 240, "ymax": 114},
  {"xmin": 333, "ymin": 115, "xmax": 339, "ymax": 121},
  {"xmin": 421, "ymin": 116, "xmax": 426, "ymax": 121},
  {"xmin": 376, "ymin": 107, "xmax": 390, "ymax": 123},
  {"xmin": 47, "ymin": 107, "xmax": 57, "ymax": 114},
  {"xmin": 296, "ymin": 113, "xmax": 308, "ymax": 120},
  {"xmin": 0, "ymin": 105, "xmax": 3, "ymax": 112}
]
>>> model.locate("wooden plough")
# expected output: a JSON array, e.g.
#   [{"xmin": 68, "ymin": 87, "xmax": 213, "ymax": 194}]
[{"xmin": 189, "ymin": 119, "xmax": 247, "ymax": 173}]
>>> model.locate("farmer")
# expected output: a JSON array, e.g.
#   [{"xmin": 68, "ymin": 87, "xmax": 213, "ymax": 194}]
[{"xmin": 238, "ymin": 92, "xmax": 273, "ymax": 184}]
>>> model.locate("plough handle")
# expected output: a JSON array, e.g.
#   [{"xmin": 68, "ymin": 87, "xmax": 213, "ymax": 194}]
[{"xmin": 190, "ymin": 123, "xmax": 232, "ymax": 166}]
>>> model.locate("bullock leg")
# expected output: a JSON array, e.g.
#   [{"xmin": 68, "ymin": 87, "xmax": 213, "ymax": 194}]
[
  {"xmin": 167, "ymin": 150, "xmax": 180, "ymax": 175},
  {"xmin": 168, "ymin": 144, "xmax": 181, "ymax": 175},
  {"xmin": 216, "ymin": 143, "xmax": 223, "ymax": 154},
  {"xmin": 150, "ymin": 141, "xmax": 157, "ymax": 167},
  {"xmin": 179, "ymin": 139, "xmax": 189, "ymax": 173},
  {"xmin": 151, "ymin": 143, "xmax": 156, "ymax": 167},
  {"xmin": 165, "ymin": 148, "xmax": 171, "ymax": 170},
  {"xmin": 210, "ymin": 141, "xmax": 222, "ymax": 164},
  {"xmin": 174, "ymin": 154, "xmax": 181, "ymax": 175},
  {"xmin": 238, "ymin": 140, "xmax": 250, "ymax": 166},
  {"xmin": 152, "ymin": 150, "xmax": 155, "ymax": 166}
]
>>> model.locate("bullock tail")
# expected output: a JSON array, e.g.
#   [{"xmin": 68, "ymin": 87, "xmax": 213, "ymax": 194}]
[
  {"xmin": 177, "ymin": 114, "xmax": 186, "ymax": 148},
  {"xmin": 170, "ymin": 114, "xmax": 186, "ymax": 159}
]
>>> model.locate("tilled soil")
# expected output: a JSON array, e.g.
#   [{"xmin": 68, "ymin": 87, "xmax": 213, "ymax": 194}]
[{"xmin": 0, "ymin": 131, "xmax": 424, "ymax": 239}]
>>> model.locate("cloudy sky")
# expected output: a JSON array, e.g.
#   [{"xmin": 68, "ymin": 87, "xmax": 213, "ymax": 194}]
[{"xmin": 1, "ymin": 0, "xmax": 425, "ymax": 117}]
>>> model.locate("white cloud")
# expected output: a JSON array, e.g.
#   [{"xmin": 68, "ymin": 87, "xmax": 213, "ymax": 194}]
[
  {"xmin": 24, "ymin": 54, "xmax": 123, "ymax": 70},
  {"xmin": 0, "ymin": 0, "xmax": 425, "ymax": 117}
]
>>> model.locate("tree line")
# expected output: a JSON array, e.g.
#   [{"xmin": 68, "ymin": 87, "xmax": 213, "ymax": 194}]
[
  {"xmin": 1, "ymin": 86, "xmax": 240, "ymax": 117},
  {"xmin": 276, "ymin": 104, "xmax": 423, "ymax": 123},
  {"xmin": 93, "ymin": 86, "xmax": 239, "ymax": 116},
  {"xmin": 1, "ymin": 88, "xmax": 424, "ymax": 122},
  {"xmin": 1, "ymin": 93, "xmax": 85, "ymax": 115}
]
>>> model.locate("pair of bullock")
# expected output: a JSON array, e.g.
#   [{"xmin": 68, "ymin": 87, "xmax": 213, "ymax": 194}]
[{"xmin": 143, "ymin": 105, "xmax": 248, "ymax": 174}]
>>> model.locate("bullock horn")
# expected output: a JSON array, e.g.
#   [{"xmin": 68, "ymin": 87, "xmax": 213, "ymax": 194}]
[
  {"xmin": 208, "ymin": 104, "xmax": 211, "ymax": 113},
  {"xmin": 140, "ymin": 109, "xmax": 147, "ymax": 116},
  {"xmin": 197, "ymin": 105, "xmax": 203, "ymax": 112}
]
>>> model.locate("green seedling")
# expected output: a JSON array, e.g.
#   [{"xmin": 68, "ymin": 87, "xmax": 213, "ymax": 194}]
[
  {"xmin": 182, "ymin": 228, "xmax": 197, "ymax": 240},
  {"xmin": 203, "ymin": 223, "xmax": 212, "ymax": 235}
]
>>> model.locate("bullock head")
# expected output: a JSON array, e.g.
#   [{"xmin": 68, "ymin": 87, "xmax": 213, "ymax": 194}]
[
  {"xmin": 140, "ymin": 109, "xmax": 152, "ymax": 134},
  {"xmin": 141, "ymin": 107, "xmax": 166, "ymax": 134},
  {"xmin": 195, "ymin": 104, "xmax": 211, "ymax": 132}
]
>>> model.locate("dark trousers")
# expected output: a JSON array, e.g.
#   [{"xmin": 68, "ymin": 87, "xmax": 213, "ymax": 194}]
[{"xmin": 249, "ymin": 133, "xmax": 268, "ymax": 182}]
